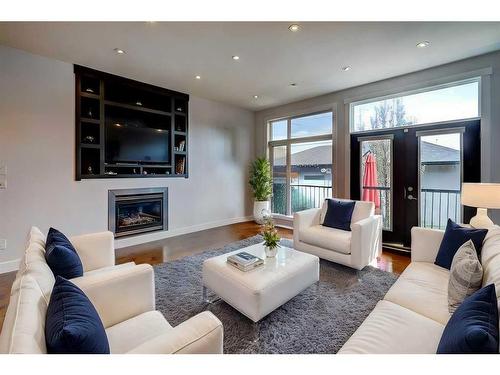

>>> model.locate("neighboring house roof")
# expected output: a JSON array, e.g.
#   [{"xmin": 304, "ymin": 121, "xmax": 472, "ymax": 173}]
[
  {"xmin": 274, "ymin": 141, "xmax": 458, "ymax": 167},
  {"xmin": 274, "ymin": 145, "xmax": 332, "ymax": 166},
  {"xmin": 421, "ymin": 141, "xmax": 460, "ymax": 164}
]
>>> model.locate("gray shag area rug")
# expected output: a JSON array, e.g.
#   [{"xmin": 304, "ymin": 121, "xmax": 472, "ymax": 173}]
[{"xmin": 154, "ymin": 235, "xmax": 398, "ymax": 354}]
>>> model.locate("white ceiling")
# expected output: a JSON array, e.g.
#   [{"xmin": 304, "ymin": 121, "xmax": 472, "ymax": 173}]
[{"xmin": 1, "ymin": 22, "xmax": 499, "ymax": 111}]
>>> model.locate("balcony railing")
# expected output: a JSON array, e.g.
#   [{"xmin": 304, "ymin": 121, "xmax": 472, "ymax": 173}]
[
  {"xmin": 272, "ymin": 184, "xmax": 460, "ymax": 231},
  {"xmin": 272, "ymin": 183, "xmax": 332, "ymax": 215},
  {"xmin": 362, "ymin": 186, "xmax": 391, "ymax": 230},
  {"xmin": 421, "ymin": 188, "xmax": 461, "ymax": 229}
]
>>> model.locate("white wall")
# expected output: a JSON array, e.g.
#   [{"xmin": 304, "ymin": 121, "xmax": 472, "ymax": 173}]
[
  {"xmin": 0, "ymin": 45, "xmax": 255, "ymax": 271},
  {"xmin": 255, "ymin": 50, "xmax": 500, "ymax": 223}
]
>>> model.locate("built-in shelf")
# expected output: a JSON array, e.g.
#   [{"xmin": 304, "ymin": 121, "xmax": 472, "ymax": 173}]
[
  {"xmin": 75, "ymin": 65, "xmax": 189, "ymax": 180},
  {"xmin": 80, "ymin": 118, "xmax": 100, "ymax": 124},
  {"xmin": 80, "ymin": 92, "xmax": 100, "ymax": 99},
  {"xmin": 104, "ymin": 100, "xmax": 172, "ymax": 117}
]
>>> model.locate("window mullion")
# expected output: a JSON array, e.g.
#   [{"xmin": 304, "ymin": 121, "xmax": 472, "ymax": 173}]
[{"xmin": 286, "ymin": 119, "xmax": 292, "ymax": 216}]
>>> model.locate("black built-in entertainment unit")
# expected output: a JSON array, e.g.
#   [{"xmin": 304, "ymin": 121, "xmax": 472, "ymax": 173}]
[{"xmin": 74, "ymin": 65, "xmax": 188, "ymax": 180}]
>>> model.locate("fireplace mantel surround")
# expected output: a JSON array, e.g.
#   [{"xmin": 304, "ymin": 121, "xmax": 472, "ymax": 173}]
[{"xmin": 108, "ymin": 187, "xmax": 168, "ymax": 237}]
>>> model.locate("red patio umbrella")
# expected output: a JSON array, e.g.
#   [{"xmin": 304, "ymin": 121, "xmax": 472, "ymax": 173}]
[{"xmin": 362, "ymin": 152, "xmax": 381, "ymax": 209}]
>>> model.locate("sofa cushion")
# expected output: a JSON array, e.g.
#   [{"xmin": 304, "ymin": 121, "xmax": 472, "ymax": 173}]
[
  {"xmin": 384, "ymin": 262, "xmax": 451, "ymax": 324},
  {"xmin": 0, "ymin": 274, "xmax": 48, "ymax": 354},
  {"xmin": 480, "ymin": 226, "xmax": 500, "ymax": 291},
  {"xmin": 45, "ymin": 228, "xmax": 83, "ymax": 279},
  {"xmin": 338, "ymin": 300, "xmax": 445, "ymax": 354},
  {"xmin": 45, "ymin": 276, "xmax": 109, "ymax": 354},
  {"xmin": 448, "ymin": 240, "xmax": 483, "ymax": 313},
  {"xmin": 435, "ymin": 219, "xmax": 488, "ymax": 269},
  {"xmin": 28, "ymin": 226, "xmax": 46, "ymax": 249},
  {"xmin": 11, "ymin": 227, "xmax": 55, "ymax": 300},
  {"xmin": 299, "ymin": 224, "xmax": 351, "ymax": 254},
  {"xmin": 322, "ymin": 199, "xmax": 355, "ymax": 231},
  {"xmin": 437, "ymin": 284, "xmax": 499, "ymax": 354},
  {"xmin": 105, "ymin": 311, "xmax": 171, "ymax": 353}
]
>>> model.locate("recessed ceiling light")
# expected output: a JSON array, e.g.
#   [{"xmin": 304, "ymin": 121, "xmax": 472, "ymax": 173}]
[
  {"xmin": 289, "ymin": 83, "xmax": 298, "ymax": 87},
  {"xmin": 253, "ymin": 95, "xmax": 259, "ymax": 99},
  {"xmin": 341, "ymin": 66, "xmax": 351, "ymax": 71},
  {"xmin": 114, "ymin": 48, "xmax": 126, "ymax": 55},
  {"xmin": 288, "ymin": 24, "xmax": 300, "ymax": 32},
  {"xmin": 195, "ymin": 75, "xmax": 201, "ymax": 80},
  {"xmin": 232, "ymin": 55, "xmax": 240, "ymax": 61},
  {"xmin": 416, "ymin": 41, "xmax": 430, "ymax": 48}
]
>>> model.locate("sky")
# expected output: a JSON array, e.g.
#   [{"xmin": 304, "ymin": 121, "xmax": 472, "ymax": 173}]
[{"xmin": 271, "ymin": 112, "xmax": 332, "ymax": 154}]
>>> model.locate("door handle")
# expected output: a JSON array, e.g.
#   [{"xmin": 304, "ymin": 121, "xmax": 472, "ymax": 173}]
[{"xmin": 404, "ymin": 187, "xmax": 418, "ymax": 201}]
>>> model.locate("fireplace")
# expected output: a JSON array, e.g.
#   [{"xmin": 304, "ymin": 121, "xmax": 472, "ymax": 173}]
[{"xmin": 108, "ymin": 188, "xmax": 168, "ymax": 237}]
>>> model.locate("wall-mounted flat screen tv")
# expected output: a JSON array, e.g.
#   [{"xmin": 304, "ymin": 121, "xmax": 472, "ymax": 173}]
[{"xmin": 106, "ymin": 123, "xmax": 169, "ymax": 163}]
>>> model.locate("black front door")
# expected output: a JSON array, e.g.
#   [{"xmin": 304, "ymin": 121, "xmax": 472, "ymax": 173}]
[{"xmin": 350, "ymin": 119, "xmax": 480, "ymax": 249}]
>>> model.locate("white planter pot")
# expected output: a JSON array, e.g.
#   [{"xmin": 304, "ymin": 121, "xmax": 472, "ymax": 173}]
[
  {"xmin": 253, "ymin": 201, "xmax": 271, "ymax": 224},
  {"xmin": 264, "ymin": 245, "xmax": 278, "ymax": 258}
]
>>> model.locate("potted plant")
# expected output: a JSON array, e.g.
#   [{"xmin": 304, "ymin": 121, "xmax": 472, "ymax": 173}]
[
  {"xmin": 261, "ymin": 217, "xmax": 281, "ymax": 258},
  {"xmin": 249, "ymin": 157, "xmax": 273, "ymax": 224}
]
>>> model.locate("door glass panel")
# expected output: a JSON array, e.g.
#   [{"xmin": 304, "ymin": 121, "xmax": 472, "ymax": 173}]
[
  {"xmin": 419, "ymin": 132, "xmax": 462, "ymax": 229},
  {"xmin": 419, "ymin": 133, "xmax": 462, "ymax": 229},
  {"xmin": 360, "ymin": 138, "xmax": 392, "ymax": 231},
  {"xmin": 271, "ymin": 145, "xmax": 287, "ymax": 215},
  {"xmin": 290, "ymin": 140, "xmax": 332, "ymax": 214}
]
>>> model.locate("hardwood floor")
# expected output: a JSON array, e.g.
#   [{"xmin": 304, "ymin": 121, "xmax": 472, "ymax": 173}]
[{"xmin": 0, "ymin": 221, "xmax": 410, "ymax": 329}]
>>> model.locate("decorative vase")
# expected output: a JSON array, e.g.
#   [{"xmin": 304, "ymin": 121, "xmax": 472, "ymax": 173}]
[
  {"xmin": 253, "ymin": 201, "xmax": 271, "ymax": 224},
  {"xmin": 265, "ymin": 245, "xmax": 278, "ymax": 258}
]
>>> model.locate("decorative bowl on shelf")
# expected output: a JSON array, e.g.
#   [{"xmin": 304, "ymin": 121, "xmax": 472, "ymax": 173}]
[{"xmin": 83, "ymin": 136, "xmax": 96, "ymax": 144}]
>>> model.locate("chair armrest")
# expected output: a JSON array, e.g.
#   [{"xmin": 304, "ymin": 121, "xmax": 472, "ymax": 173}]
[
  {"xmin": 71, "ymin": 264, "xmax": 155, "ymax": 328},
  {"xmin": 350, "ymin": 215, "xmax": 382, "ymax": 270},
  {"xmin": 127, "ymin": 311, "xmax": 223, "ymax": 354},
  {"xmin": 70, "ymin": 231, "xmax": 115, "ymax": 272},
  {"xmin": 411, "ymin": 227, "xmax": 444, "ymax": 263},
  {"xmin": 293, "ymin": 208, "xmax": 321, "ymax": 243}
]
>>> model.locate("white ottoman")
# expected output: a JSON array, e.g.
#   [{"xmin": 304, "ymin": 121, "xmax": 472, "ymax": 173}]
[{"xmin": 202, "ymin": 243, "xmax": 320, "ymax": 322}]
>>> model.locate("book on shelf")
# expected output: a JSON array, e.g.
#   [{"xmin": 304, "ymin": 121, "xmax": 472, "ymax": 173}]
[
  {"xmin": 179, "ymin": 140, "xmax": 185, "ymax": 151},
  {"xmin": 175, "ymin": 156, "xmax": 185, "ymax": 174},
  {"xmin": 227, "ymin": 252, "xmax": 264, "ymax": 272}
]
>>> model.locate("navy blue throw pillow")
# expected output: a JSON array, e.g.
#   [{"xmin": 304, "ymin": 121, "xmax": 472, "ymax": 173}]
[
  {"xmin": 322, "ymin": 199, "xmax": 356, "ymax": 231},
  {"xmin": 434, "ymin": 219, "xmax": 488, "ymax": 270},
  {"xmin": 45, "ymin": 228, "xmax": 83, "ymax": 279},
  {"xmin": 437, "ymin": 284, "xmax": 499, "ymax": 354},
  {"xmin": 45, "ymin": 276, "xmax": 110, "ymax": 354}
]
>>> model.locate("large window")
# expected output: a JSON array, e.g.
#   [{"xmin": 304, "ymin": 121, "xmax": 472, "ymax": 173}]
[
  {"xmin": 269, "ymin": 111, "xmax": 333, "ymax": 216},
  {"xmin": 350, "ymin": 79, "xmax": 480, "ymax": 133}
]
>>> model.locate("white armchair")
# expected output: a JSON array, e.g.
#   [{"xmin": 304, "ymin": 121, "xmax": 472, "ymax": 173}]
[{"xmin": 293, "ymin": 199, "xmax": 382, "ymax": 270}]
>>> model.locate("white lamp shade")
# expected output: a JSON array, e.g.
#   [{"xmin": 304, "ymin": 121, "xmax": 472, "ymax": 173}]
[{"xmin": 462, "ymin": 183, "xmax": 500, "ymax": 209}]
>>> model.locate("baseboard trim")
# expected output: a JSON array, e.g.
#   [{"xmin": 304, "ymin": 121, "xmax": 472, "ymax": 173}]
[
  {"xmin": 0, "ymin": 258, "xmax": 21, "ymax": 274},
  {"xmin": 115, "ymin": 215, "xmax": 254, "ymax": 249}
]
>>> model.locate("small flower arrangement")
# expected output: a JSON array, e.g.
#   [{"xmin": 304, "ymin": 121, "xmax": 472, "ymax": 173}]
[{"xmin": 261, "ymin": 217, "xmax": 281, "ymax": 257}]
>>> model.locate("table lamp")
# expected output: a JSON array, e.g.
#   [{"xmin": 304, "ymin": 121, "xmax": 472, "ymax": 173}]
[{"xmin": 461, "ymin": 183, "xmax": 500, "ymax": 228}]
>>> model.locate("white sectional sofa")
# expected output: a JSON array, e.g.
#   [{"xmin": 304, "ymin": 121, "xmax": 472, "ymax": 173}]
[
  {"xmin": 293, "ymin": 199, "xmax": 382, "ymax": 270},
  {"xmin": 0, "ymin": 227, "xmax": 223, "ymax": 354},
  {"xmin": 339, "ymin": 225, "xmax": 500, "ymax": 354}
]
